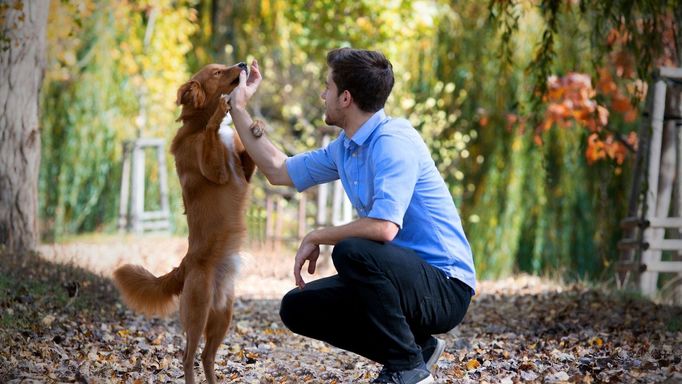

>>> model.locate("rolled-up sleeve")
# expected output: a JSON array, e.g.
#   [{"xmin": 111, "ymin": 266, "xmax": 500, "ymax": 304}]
[
  {"xmin": 367, "ymin": 134, "xmax": 419, "ymax": 228},
  {"xmin": 285, "ymin": 139, "xmax": 340, "ymax": 192}
]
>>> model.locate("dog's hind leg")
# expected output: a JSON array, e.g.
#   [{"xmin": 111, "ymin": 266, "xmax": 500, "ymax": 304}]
[
  {"xmin": 180, "ymin": 268, "xmax": 212, "ymax": 384},
  {"xmin": 201, "ymin": 293, "xmax": 235, "ymax": 384}
]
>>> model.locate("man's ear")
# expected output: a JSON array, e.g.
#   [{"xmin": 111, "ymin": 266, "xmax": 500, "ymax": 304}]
[
  {"xmin": 176, "ymin": 80, "xmax": 206, "ymax": 108},
  {"xmin": 340, "ymin": 89, "xmax": 353, "ymax": 107}
]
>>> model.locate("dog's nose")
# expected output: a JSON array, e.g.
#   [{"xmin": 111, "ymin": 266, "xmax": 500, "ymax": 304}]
[{"xmin": 237, "ymin": 62, "xmax": 247, "ymax": 70}]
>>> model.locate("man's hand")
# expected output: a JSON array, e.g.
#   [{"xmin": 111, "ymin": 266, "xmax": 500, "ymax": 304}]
[
  {"xmin": 230, "ymin": 59, "xmax": 262, "ymax": 111},
  {"xmin": 293, "ymin": 232, "xmax": 320, "ymax": 289}
]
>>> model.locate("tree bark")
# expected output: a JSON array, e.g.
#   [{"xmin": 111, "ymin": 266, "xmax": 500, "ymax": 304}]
[{"xmin": 0, "ymin": 1, "xmax": 49, "ymax": 253}]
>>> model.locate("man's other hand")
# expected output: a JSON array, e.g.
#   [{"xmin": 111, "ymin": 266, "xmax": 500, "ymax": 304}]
[{"xmin": 293, "ymin": 233, "xmax": 321, "ymax": 289}]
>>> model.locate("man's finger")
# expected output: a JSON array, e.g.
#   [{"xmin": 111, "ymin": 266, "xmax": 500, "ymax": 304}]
[
  {"xmin": 247, "ymin": 68, "xmax": 261, "ymax": 86},
  {"xmin": 307, "ymin": 259, "xmax": 316, "ymax": 274},
  {"xmin": 293, "ymin": 259, "xmax": 300, "ymax": 276},
  {"xmin": 238, "ymin": 69, "xmax": 247, "ymax": 85},
  {"xmin": 295, "ymin": 270, "xmax": 305, "ymax": 289}
]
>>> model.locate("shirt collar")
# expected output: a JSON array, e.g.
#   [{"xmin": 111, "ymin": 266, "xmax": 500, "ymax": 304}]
[{"xmin": 343, "ymin": 109, "xmax": 387, "ymax": 149}]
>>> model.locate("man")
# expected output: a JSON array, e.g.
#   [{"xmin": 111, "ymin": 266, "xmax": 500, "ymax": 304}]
[{"xmin": 229, "ymin": 48, "xmax": 475, "ymax": 384}]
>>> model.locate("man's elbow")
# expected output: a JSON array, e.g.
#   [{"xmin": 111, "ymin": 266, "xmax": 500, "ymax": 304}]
[
  {"xmin": 380, "ymin": 221, "xmax": 399, "ymax": 242},
  {"xmin": 263, "ymin": 159, "xmax": 294, "ymax": 187}
]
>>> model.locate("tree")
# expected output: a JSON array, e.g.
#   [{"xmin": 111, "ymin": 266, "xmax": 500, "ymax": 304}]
[{"xmin": 0, "ymin": 1, "xmax": 49, "ymax": 253}]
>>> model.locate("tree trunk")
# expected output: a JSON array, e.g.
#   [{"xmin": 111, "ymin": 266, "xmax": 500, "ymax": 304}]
[{"xmin": 0, "ymin": 1, "xmax": 49, "ymax": 253}]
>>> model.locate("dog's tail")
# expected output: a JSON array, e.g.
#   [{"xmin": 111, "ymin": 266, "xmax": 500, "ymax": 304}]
[{"xmin": 112, "ymin": 261, "xmax": 185, "ymax": 317}]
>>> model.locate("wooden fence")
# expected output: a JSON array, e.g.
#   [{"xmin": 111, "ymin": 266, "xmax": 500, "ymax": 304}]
[{"xmin": 246, "ymin": 179, "xmax": 353, "ymax": 255}]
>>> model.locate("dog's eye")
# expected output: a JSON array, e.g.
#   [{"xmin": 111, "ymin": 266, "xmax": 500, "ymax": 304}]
[{"xmin": 213, "ymin": 70, "xmax": 222, "ymax": 77}]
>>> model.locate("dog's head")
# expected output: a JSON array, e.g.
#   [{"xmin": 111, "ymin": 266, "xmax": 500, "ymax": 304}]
[{"xmin": 176, "ymin": 62, "xmax": 247, "ymax": 108}]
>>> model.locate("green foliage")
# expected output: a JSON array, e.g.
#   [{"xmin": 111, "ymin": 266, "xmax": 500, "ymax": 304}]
[{"xmin": 41, "ymin": 0, "xmax": 197, "ymax": 239}]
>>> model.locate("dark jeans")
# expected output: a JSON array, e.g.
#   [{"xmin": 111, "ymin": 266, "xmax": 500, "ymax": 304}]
[{"xmin": 279, "ymin": 237, "xmax": 472, "ymax": 370}]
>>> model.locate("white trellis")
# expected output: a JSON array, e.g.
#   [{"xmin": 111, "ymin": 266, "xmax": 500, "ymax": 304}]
[
  {"xmin": 619, "ymin": 67, "xmax": 682, "ymax": 301},
  {"xmin": 117, "ymin": 138, "xmax": 171, "ymax": 234}
]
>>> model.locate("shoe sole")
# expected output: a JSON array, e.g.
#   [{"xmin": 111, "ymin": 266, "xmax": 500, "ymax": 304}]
[{"xmin": 425, "ymin": 338, "xmax": 446, "ymax": 373}]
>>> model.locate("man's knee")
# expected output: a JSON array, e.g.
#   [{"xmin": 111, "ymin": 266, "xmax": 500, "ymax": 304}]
[
  {"xmin": 331, "ymin": 237, "xmax": 374, "ymax": 267},
  {"xmin": 279, "ymin": 288, "xmax": 307, "ymax": 334}
]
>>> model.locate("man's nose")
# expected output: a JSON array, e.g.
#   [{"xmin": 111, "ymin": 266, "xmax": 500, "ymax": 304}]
[{"xmin": 237, "ymin": 62, "xmax": 247, "ymax": 70}]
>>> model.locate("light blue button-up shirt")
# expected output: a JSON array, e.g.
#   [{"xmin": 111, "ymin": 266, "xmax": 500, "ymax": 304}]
[{"xmin": 286, "ymin": 109, "xmax": 476, "ymax": 292}]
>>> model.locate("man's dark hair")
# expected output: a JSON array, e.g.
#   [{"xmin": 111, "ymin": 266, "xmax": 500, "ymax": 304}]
[{"xmin": 326, "ymin": 48, "xmax": 394, "ymax": 113}]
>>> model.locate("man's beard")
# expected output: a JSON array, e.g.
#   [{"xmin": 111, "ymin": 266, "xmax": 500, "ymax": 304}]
[{"xmin": 324, "ymin": 110, "xmax": 344, "ymax": 128}]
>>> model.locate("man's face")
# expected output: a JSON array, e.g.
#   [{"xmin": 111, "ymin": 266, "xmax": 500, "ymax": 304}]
[{"xmin": 321, "ymin": 69, "xmax": 343, "ymax": 127}]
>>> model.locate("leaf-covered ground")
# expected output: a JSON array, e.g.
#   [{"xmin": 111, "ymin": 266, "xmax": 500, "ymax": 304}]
[{"xmin": 1, "ymin": 236, "xmax": 681, "ymax": 383}]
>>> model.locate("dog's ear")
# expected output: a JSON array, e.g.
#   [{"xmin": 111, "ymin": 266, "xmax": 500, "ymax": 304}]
[{"xmin": 176, "ymin": 80, "xmax": 206, "ymax": 108}]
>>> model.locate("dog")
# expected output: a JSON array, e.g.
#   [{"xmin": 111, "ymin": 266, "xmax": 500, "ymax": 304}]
[{"xmin": 113, "ymin": 62, "xmax": 255, "ymax": 384}]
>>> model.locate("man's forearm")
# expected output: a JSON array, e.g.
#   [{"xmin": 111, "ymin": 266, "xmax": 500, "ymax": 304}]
[
  {"xmin": 308, "ymin": 217, "xmax": 399, "ymax": 245},
  {"xmin": 230, "ymin": 107, "xmax": 293, "ymax": 186}
]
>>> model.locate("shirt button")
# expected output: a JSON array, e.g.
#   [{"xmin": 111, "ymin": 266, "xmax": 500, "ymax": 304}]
[
  {"xmin": 352, "ymin": 153, "xmax": 357, "ymax": 157},
  {"xmin": 353, "ymin": 181, "xmax": 358, "ymax": 185}
]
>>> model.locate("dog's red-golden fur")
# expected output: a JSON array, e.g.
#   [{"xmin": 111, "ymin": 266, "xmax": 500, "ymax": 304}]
[{"xmin": 113, "ymin": 63, "xmax": 255, "ymax": 384}]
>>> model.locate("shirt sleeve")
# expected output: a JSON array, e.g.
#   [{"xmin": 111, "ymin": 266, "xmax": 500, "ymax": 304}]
[
  {"xmin": 285, "ymin": 138, "xmax": 340, "ymax": 192},
  {"xmin": 367, "ymin": 134, "xmax": 419, "ymax": 228}
]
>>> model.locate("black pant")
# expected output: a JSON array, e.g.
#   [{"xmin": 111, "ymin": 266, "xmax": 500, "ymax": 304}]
[{"xmin": 279, "ymin": 237, "xmax": 472, "ymax": 370}]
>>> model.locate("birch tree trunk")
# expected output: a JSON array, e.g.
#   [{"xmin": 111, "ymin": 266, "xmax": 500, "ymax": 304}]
[{"xmin": 0, "ymin": 1, "xmax": 49, "ymax": 253}]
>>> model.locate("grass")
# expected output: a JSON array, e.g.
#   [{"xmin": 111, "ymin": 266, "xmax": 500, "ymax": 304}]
[
  {"xmin": 0, "ymin": 248, "xmax": 119, "ymax": 336},
  {"xmin": 667, "ymin": 316, "xmax": 682, "ymax": 333}
]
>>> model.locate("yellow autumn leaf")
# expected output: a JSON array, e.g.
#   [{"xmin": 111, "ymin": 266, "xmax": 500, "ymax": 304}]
[{"xmin": 466, "ymin": 358, "xmax": 481, "ymax": 370}]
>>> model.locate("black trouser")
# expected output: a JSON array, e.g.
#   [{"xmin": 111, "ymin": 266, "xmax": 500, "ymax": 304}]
[{"xmin": 279, "ymin": 237, "xmax": 472, "ymax": 371}]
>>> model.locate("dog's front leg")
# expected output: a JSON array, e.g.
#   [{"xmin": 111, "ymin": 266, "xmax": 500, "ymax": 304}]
[
  {"xmin": 199, "ymin": 96, "xmax": 231, "ymax": 184},
  {"xmin": 233, "ymin": 125, "xmax": 257, "ymax": 182}
]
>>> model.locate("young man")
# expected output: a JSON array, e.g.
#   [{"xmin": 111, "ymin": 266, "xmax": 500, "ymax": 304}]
[{"xmin": 228, "ymin": 48, "xmax": 475, "ymax": 384}]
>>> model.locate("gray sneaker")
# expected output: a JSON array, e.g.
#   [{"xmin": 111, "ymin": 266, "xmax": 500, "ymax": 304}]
[
  {"xmin": 421, "ymin": 337, "xmax": 446, "ymax": 373},
  {"xmin": 372, "ymin": 364, "xmax": 434, "ymax": 384}
]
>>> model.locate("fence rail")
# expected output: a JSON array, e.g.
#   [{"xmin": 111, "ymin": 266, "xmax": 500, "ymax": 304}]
[{"xmin": 246, "ymin": 179, "xmax": 353, "ymax": 255}]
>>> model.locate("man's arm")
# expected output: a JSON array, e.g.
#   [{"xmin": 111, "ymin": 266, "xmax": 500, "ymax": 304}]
[
  {"xmin": 293, "ymin": 217, "xmax": 398, "ymax": 288},
  {"xmin": 229, "ymin": 60, "xmax": 293, "ymax": 186},
  {"xmin": 230, "ymin": 107, "xmax": 293, "ymax": 186},
  {"xmin": 308, "ymin": 217, "xmax": 398, "ymax": 246}
]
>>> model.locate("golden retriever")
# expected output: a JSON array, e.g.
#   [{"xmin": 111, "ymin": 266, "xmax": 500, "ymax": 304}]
[{"xmin": 113, "ymin": 62, "xmax": 255, "ymax": 384}]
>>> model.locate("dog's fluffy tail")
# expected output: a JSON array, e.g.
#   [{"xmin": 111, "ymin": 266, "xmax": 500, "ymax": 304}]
[{"xmin": 113, "ymin": 262, "xmax": 185, "ymax": 317}]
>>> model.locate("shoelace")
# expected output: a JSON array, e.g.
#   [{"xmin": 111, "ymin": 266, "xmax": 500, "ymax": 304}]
[{"xmin": 388, "ymin": 371, "xmax": 406, "ymax": 384}]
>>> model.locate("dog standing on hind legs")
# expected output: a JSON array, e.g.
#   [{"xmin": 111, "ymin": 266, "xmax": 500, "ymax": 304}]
[{"xmin": 113, "ymin": 62, "xmax": 257, "ymax": 384}]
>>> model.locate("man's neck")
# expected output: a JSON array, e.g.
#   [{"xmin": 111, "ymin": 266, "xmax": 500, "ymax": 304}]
[{"xmin": 342, "ymin": 110, "xmax": 375, "ymax": 139}]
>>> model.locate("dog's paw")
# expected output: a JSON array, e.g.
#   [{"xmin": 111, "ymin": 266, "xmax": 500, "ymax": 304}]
[{"xmin": 219, "ymin": 94, "xmax": 231, "ymax": 113}]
